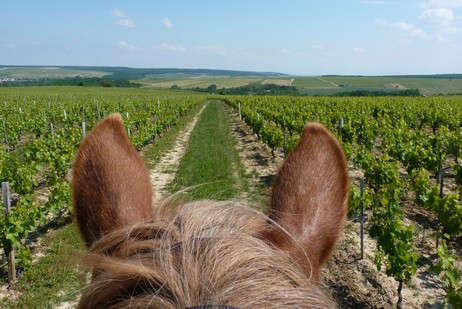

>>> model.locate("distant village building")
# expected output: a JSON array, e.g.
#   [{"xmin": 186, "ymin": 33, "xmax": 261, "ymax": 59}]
[{"xmin": 0, "ymin": 78, "xmax": 15, "ymax": 83}]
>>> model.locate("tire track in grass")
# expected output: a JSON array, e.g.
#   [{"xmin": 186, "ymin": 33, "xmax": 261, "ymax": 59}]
[
  {"xmin": 170, "ymin": 100, "xmax": 248, "ymax": 201},
  {"xmin": 149, "ymin": 104, "xmax": 206, "ymax": 203}
]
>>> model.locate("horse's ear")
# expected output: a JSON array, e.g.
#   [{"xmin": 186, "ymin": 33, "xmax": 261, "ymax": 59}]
[
  {"xmin": 267, "ymin": 123, "xmax": 349, "ymax": 281},
  {"xmin": 72, "ymin": 113, "xmax": 153, "ymax": 247}
]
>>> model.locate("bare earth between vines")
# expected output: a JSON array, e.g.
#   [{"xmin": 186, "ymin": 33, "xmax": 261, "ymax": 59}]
[
  {"xmin": 227, "ymin": 108, "xmax": 458, "ymax": 308},
  {"xmin": 148, "ymin": 105, "xmax": 206, "ymax": 203}
]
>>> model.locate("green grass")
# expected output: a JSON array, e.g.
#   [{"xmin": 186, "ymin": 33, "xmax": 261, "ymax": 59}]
[
  {"xmin": 2, "ymin": 76, "xmax": 461, "ymax": 96},
  {"xmin": 170, "ymin": 100, "xmax": 248, "ymax": 201},
  {"xmin": 0, "ymin": 67, "xmax": 107, "ymax": 79},
  {"xmin": 0, "ymin": 221, "xmax": 85, "ymax": 309},
  {"xmin": 294, "ymin": 76, "xmax": 462, "ymax": 95},
  {"xmin": 0, "ymin": 85, "xmax": 200, "ymax": 96},
  {"xmin": 142, "ymin": 102, "xmax": 206, "ymax": 170},
  {"xmin": 0, "ymin": 100, "xmax": 207, "ymax": 308}
]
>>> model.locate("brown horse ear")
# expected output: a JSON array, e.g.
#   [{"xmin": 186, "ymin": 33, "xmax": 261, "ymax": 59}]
[
  {"xmin": 267, "ymin": 123, "xmax": 349, "ymax": 281},
  {"xmin": 72, "ymin": 113, "xmax": 153, "ymax": 247}
]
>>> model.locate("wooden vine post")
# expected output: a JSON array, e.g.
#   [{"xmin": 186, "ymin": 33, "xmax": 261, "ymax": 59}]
[
  {"xmin": 360, "ymin": 178, "xmax": 365, "ymax": 260},
  {"xmin": 2, "ymin": 182, "xmax": 16, "ymax": 286},
  {"xmin": 2, "ymin": 119, "xmax": 9, "ymax": 152},
  {"xmin": 82, "ymin": 121, "xmax": 86, "ymax": 139},
  {"xmin": 238, "ymin": 102, "xmax": 241, "ymax": 120},
  {"xmin": 50, "ymin": 123, "xmax": 55, "ymax": 142},
  {"xmin": 436, "ymin": 168, "xmax": 445, "ymax": 248}
]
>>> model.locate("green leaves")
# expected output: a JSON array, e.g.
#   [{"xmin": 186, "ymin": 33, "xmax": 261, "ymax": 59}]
[
  {"xmin": 2, "ymin": 193, "xmax": 39, "ymax": 249},
  {"xmin": 411, "ymin": 168, "xmax": 462, "ymax": 236},
  {"xmin": 369, "ymin": 191, "xmax": 418, "ymax": 284},
  {"xmin": 433, "ymin": 237, "xmax": 462, "ymax": 308},
  {"xmin": 223, "ymin": 96, "xmax": 462, "ymax": 308},
  {"xmin": 0, "ymin": 92, "xmax": 204, "ymax": 271}
]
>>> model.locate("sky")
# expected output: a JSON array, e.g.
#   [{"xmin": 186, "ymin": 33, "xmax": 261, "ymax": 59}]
[{"xmin": 1, "ymin": 0, "xmax": 462, "ymax": 76}]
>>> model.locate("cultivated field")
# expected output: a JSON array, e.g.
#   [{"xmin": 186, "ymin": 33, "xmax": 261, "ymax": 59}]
[
  {"xmin": 293, "ymin": 76, "xmax": 462, "ymax": 96},
  {"xmin": 2, "ymin": 67, "xmax": 461, "ymax": 95},
  {"xmin": 137, "ymin": 75, "xmax": 462, "ymax": 95},
  {"xmin": 137, "ymin": 76, "xmax": 263, "ymax": 89},
  {"xmin": 0, "ymin": 67, "xmax": 108, "ymax": 80},
  {"xmin": 0, "ymin": 87, "xmax": 461, "ymax": 308}
]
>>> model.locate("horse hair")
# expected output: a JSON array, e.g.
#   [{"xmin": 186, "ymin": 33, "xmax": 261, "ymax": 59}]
[{"xmin": 72, "ymin": 113, "xmax": 349, "ymax": 308}]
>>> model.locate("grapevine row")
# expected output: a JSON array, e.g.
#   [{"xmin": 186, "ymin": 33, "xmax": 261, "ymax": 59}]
[
  {"xmin": 0, "ymin": 92, "xmax": 204, "ymax": 272},
  {"xmin": 225, "ymin": 95, "xmax": 462, "ymax": 307}
]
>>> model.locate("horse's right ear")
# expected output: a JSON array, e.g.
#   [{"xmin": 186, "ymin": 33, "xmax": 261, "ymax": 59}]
[
  {"xmin": 72, "ymin": 113, "xmax": 153, "ymax": 247},
  {"xmin": 266, "ymin": 123, "xmax": 349, "ymax": 281}
]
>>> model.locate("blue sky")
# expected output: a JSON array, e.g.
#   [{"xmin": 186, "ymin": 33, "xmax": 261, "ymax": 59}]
[{"xmin": 1, "ymin": 0, "xmax": 461, "ymax": 75}]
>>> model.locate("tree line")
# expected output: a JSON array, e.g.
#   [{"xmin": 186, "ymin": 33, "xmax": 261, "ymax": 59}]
[{"xmin": 0, "ymin": 77, "xmax": 141, "ymax": 88}]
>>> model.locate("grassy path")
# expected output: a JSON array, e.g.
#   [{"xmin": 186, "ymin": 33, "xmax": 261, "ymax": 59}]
[
  {"xmin": 145, "ymin": 104, "xmax": 206, "ymax": 203},
  {"xmin": 0, "ymin": 102, "xmax": 210, "ymax": 309},
  {"xmin": 170, "ymin": 100, "xmax": 248, "ymax": 201},
  {"xmin": 0, "ymin": 100, "xmax": 253, "ymax": 308}
]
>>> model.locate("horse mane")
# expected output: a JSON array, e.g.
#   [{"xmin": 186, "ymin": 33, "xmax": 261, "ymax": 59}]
[{"xmin": 78, "ymin": 200, "xmax": 335, "ymax": 308}]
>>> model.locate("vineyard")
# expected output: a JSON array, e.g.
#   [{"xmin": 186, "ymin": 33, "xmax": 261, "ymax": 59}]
[
  {"xmin": 0, "ymin": 91, "xmax": 203, "ymax": 286},
  {"xmin": 224, "ymin": 96, "xmax": 462, "ymax": 308},
  {"xmin": 0, "ymin": 89, "xmax": 461, "ymax": 308}
]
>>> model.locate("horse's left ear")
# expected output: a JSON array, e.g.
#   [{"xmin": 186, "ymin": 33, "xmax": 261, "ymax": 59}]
[{"xmin": 72, "ymin": 113, "xmax": 153, "ymax": 247}]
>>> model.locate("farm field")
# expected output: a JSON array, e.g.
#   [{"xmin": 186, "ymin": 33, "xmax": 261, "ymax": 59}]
[
  {"xmin": 2, "ymin": 66, "xmax": 462, "ymax": 95},
  {"xmin": 137, "ymin": 76, "xmax": 264, "ymax": 89},
  {"xmin": 0, "ymin": 67, "xmax": 108, "ymax": 80},
  {"xmin": 293, "ymin": 76, "xmax": 462, "ymax": 96},
  {"xmin": 0, "ymin": 87, "xmax": 461, "ymax": 308},
  {"xmin": 136, "ymin": 75, "xmax": 462, "ymax": 96}
]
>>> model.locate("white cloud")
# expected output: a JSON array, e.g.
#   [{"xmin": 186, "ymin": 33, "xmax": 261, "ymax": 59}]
[
  {"xmin": 408, "ymin": 28, "xmax": 432, "ymax": 39},
  {"xmin": 195, "ymin": 45, "xmax": 228, "ymax": 56},
  {"xmin": 281, "ymin": 48, "xmax": 310, "ymax": 57},
  {"xmin": 111, "ymin": 9, "xmax": 136, "ymax": 28},
  {"xmin": 375, "ymin": 18, "xmax": 416, "ymax": 30},
  {"xmin": 374, "ymin": 18, "xmax": 449, "ymax": 42},
  {"xmin": 160, "ymin": 18, "xmax": 173, "ymax": 28},
  {"xmin": 117, "ymin": 18, "xmax": 136, "ymax": 28},
  {"xmin": 119, "ymin": 41, "xmax": 138, "ymax": 51},
  {"xmin": 418, "ymin": 0, "xmax": 462, "ymax": 9},
  {"xmin": 195, "ymin": 45, "xmax": 244, "ymax": 56},
  {"xmin": 364, "ymin": 0, "xmax": 393, "ymax": 4},
  {"xmin": 111, "ymin": 9, "xmax": 126, "ymax": 18},
  {"xmin": 434, "ymin": 33, "xmax": 449, "ymax": 42},
  {"xmin": 442, "ymin": 25, "xmax": 461, "ymax": 33},
  {"xmin": 395, "ymin": 21, "xmax": 416, "ymax": 31},
  {"xmin": 3, "ymin": 43, "xmax": 16, "ymax": 49},
  {"xmin": 353, "ymin": 47, "xmax": 366, "ymax": 53},
  {"xmin": 156, "ymin": 43, "xmax": 186, "ymax": 52},
  {"xmin": 420, "ymin": 8, "xmax": 455, "ymax": 26}
]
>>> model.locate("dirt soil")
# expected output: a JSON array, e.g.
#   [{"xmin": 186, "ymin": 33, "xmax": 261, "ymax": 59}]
[
  {"xmin": 226, "ymin": 108, "xmax": 460, "ymax": 309},
  {"xmin": 3, "ymin": 103, "xmax": 460, "ymax": 308},
  {"xmin": 389, "ymin": 83, "xmax": 407, "ymax": 90},
  {"xmin": 261, "ymin": 79, "xmax": 295, "ymax": 87},
  {"xmin": 148, "ymin": 105, "xmax": 206, "ymax": 203},
  {"xmin": 57, "ymin": 106, "xmax": 460, "ymax": 309}
]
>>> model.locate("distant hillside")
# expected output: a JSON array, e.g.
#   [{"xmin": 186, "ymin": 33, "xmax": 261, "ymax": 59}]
[
  {"xmin": 0, "ymin": 66, "xmax": 288, "ymax": 80},
  {"xmin": 322, "ymin": 74, "xmax": 462, "ymax": 79},
  {"xmin": 1, "ymin": 66, "xmax": 461, "ymax": 95},
  {"xmin": 64, "ymin": 66, "xmax": 289, "ymax": 79}
]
